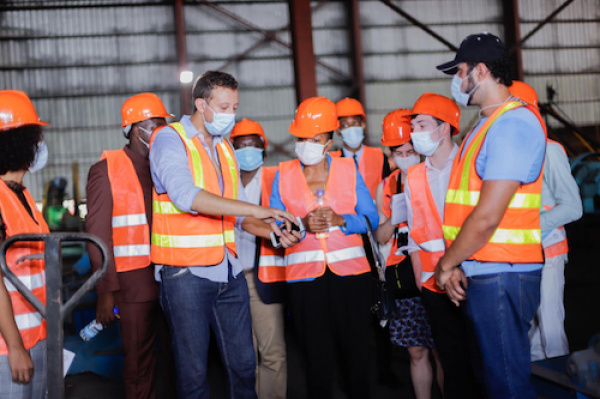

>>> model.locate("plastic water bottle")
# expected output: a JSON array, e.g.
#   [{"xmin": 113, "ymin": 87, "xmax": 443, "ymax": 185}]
[
  {"xmin": 79, "ymin": 307, "xmax": 119, "ymax": 341},
  {"xmin": 315, "ymin": 189, "xmax": 329, "ymax": 239},
  {"xmin": 79, "ymin": 320, "xmax": 103, "ymax": 341}
]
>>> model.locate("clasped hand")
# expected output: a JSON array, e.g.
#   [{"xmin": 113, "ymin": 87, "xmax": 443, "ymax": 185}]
[{"xmin": 303, "ymin": 206, "xmax": 344, "ymax": 234}]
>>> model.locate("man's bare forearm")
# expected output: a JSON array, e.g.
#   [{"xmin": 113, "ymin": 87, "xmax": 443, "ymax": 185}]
[{"xmin": 190, "ymin": 190, "xmax": 259, "ymax": 217}]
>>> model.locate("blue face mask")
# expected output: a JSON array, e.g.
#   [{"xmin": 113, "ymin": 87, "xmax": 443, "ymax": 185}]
[
  {"xmin": 204, "ymin": 104, "xmax": 236, "ymax": 136},
  {"xmin": 235, "ymin": 147, "xmax": 264, "ymax": 171}
]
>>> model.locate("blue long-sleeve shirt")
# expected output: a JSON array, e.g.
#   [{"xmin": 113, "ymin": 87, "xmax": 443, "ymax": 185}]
[
  {"xmin": 149, "ymin": 115, "xmax": 246, "ymax": 283},
  {"xmin": 269, "ymin": 155, "xmax": 379, "ymax": 234}
]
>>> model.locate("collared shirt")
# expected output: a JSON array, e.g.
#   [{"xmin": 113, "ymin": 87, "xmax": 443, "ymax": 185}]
[
  {"xmin": 149, "ymin": 115, "xmax": 247, "ymax": 283},
  {"xmin": 342, "ymin": 144, "xmax": 364, "ymax": 163},
  {"xmin": 269, "ymin": 154, "xmax": 379, "ymax": 234},
  {"xmin": 405, "ymin": 144, "xmax": 458, "ymax": 254},
  {"xmin": 541, "ymin": 140, "xmax": 582, "ymax": 233},
  {"xmin": 234, "ymin": 167, "xmax": 262, "ymax": 271},
  {"xmin": 459, "ymin": 107, "xmax": 546, "ymax": 277}
]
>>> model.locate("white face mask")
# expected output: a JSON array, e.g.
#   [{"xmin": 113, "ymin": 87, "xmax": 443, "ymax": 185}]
[
  {"xmin": 451, "ymin": 69, "xmax": 479, "ymax": 107},
  {"xmin": 295, "ymin": 140, "xmax": 329, "ymax": 166},
  {"xmin": 394, "ymin": 154, "xmax": 420, "ymax": 174},
  {"xmin": 203, "ymin": 104, "xmax": 235, "ymax": 136},
  {"xmin": 340, "ymin": 126, "xmax": 364, "ymax": 149},
  {"xmin": 137, "ymin": 126, "xmax": 153, "ymax": 149},
  {"xmin": 411, "ymin": 124, "xmax": 443, "ymax": 157},
  {"xmin": 29, "ymin": 141, "xmax": 48, "ymax": 173}
]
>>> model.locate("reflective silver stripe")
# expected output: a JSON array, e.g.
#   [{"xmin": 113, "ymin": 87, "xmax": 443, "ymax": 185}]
[
  {"xmin": 14, "ymin": 311, "xmax": 43, "ymax": 331},
  {"xmin": 4, "ymin": 271, "xmax": 45, "ymax": 293},
  {"xmin": 114, "ymin": 244, "xmax": 150, "ymax": 258},
  {"xmin": 258, "ymin": 255, "xmax": 286, "ymax": 267},
  {"xmin": 152, "ymin": 233, "xmax": 225, "ymax": 249},
  {"xmin": 286, "ymin": 250, "xmax": 325, "ymax": 265},
  {"xmin": 421, "ymin": 271, "xmax": 434, "ymax": 284},
  {"xmin": 418, "ymin": 239, "xmax": 445, "ymax": 253},
  {"xmin": 112, "ymin": 213, "xmax": 147, "ymax": 228},
  {"xmin": 326, "ymin": 246, "xmax": 366, "ymax": 264}
]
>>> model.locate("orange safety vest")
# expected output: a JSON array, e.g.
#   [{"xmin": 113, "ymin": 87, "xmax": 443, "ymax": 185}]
[
  {"xmin": 101, "ymin": 149, "xmax": 151, "ymax": 272},
  {"xmin": 278, "ymin": 157, "xmax": 370, "ymax": 281},
  {"xmin": 444, "ymin": 102, "xmax": 545, "ymax": 263},
  {"xmin": 0, "ymin": 180, "xmax": 48, "ymax": 355},
  {"xmin": 150, "ymin": 122, "xmax": 238, "ymax": 267},
  {"xmin": 381, "ymin": 169, "xmax": 408, "ymax": 266},
  {"xmin": 407, "ymin": 163, "xmax": 445, "ymax": 293},
  {"xmin": 331, "ymin": 146, "xmax": 384, "ymax": 198},
  {"xmin": 257, "ymin": 166, "xmax": 286, "ymax": 283}
]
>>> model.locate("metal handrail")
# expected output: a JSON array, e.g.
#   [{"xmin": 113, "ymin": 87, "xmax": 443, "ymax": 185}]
[{"xmin": 0, "ymin": 232, "xmax": 109, "ymax": 399}]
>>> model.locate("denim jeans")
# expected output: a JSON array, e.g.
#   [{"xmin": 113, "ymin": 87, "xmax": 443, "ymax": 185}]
[
  {"xmin": 463, "ymin": 270, "xmax": 541, "ymax": 399},
  {"xmin": 159, "ymin": 265, "xmax": 257, "ymax": 399}
]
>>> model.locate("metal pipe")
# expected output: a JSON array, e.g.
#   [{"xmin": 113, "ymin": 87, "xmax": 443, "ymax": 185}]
[
  {"xmin": 378, "ymin": 0, "xmax": 457, "ymax": 51},
  {"xmin": 346, "ymin": 0, "xmax": 366, "ymax": 105},
  {"xmin": 174, "ymin": 0, "xmax": 192, "ymax": 115},
  {"xmin": 511, "ymin": 0, "xmax": 575, "ymax": 50},
  {"xmin": 287, "ymin": 0, "xmax": 317, "ymax": 103},
  {"xmin": 503, "ymin": 0, "xmax": 523, "ymax": 80},
  {"xmin": 199, "ymin": 0, "xmax": 349, "ymax": 83},
  {"xmin": 0, "ymin": 233, "xmax": 109, "ymax": 399}
]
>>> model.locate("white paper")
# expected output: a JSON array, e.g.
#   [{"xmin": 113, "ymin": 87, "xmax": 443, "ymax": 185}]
[
  {"xmin": 63, "ymin": 349, "xmax": 76, "ymax": 377},
  {"xmin": 390, "ymin": 193, "xmax": 408, "ymax": 225}
]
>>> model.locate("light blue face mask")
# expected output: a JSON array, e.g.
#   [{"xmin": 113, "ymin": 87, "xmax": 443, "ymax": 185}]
[
  {"xmin": 29, "ymin": 141, "xmax": 48, "ymax": 173},
  {"xmin": 451, "ymin": 69, "xmax": 479, "ymax": 107},
  {"xmin": 235, "ymin": 147, "xmax": 264, "ymax": 171},
  {"xmin": 340, "ymin": 126, "xmax": 364, "ymax": 149},
  {"xmin": 204, "ymin": 104, "xmax": 236, "ymax": 136}
]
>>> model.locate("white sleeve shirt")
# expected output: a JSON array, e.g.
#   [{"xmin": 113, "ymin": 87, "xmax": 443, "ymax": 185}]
[
  {"xmin": 540, "ymin": 141, "xmax": 583, "ymax": 232},
  {"xmin": 405, "ymin": 144, "xmax": 459, "ymax": 253}
]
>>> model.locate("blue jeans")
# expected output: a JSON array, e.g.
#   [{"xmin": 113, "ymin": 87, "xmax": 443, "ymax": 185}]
[
  {"xmin": 159, "ymin": 266, "xmax": 257, "ymax": 399},
  {"xmin": 464, "ymin": 270, "xmax": 541, "ymax": 399}
]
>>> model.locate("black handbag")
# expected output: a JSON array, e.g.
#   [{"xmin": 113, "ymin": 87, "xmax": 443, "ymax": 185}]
[
  {"xmin": 384, "ymin": 175, "xmax": 420, "ymax": 300},
  {"xmin": 363, "ymin": 217, "xmax": 397, "ymax": 325}
]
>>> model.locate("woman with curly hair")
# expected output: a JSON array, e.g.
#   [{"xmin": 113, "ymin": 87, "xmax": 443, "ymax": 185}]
[{"xmin": 0, "ymin": 90, "xmax": 50, "ymax": 399}]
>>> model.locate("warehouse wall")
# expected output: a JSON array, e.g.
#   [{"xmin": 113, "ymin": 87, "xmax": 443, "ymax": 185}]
[{"xmin": 0, "ymin": 0, "xmax": 598, "ymax": 201}]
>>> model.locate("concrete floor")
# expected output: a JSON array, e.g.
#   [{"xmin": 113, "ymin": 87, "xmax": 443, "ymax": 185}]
[{"xmin": 64, "ymin": 214, "xmax": 600, "ymax": 399}]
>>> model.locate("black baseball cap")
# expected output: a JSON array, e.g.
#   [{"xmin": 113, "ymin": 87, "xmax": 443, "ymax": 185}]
[{"xmin": 436, "ymin": 32, "xmax": 507, "ymax": 75}]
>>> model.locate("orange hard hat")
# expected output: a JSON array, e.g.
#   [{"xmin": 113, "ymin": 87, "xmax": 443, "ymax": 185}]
[
  {"xmin": 121, "ymin": 93, "xmax": 174, "ymax": 127},
  {"xmin": 336, "ymin": 97, "xmax": 366, "ymax": 120},
  {"xmin": 289, "ymin": 97, "xmax": 340, "ymax": 138},
  {"xmin": 411, "ymin": 93, "xmax": 460, "ymax": 134},
  {"xmin": 230, "ymin": 118, "xmax": 268, "ymax": 149},
  {"xmin": 381, "ymin": 109, "xmax": 412, "ymax": 147},
  {"xmin": 0, "ymin": 90, "xmax": 49, "ymax": 131},
  {"xmin": 510, "ymin": 80, "xmax": 538, "ymax": 107}
]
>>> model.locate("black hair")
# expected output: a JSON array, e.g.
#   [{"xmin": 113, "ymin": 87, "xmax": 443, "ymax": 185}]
[
  {"xmin": 192, "ymin": 71, "xmax": 239, "ymax": 111},
  {"xmin": 325, "ymin": 132, "xmax": 334, "ymax": 141},
  {"xmin": 0, "ymin": 125, "xmax": 43, "ymax": 175},
  {"xmin": 467, "ymin": 57, "xmax": 513, "ymax": 87}
]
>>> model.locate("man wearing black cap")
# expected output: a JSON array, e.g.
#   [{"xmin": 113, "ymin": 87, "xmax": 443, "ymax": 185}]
[{"xmin": 433, "ymin": 33, "xmax": 546, "ymax": 399}]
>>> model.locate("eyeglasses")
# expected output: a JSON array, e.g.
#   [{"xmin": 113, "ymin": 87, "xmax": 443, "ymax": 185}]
[
  {"xmin": 391, "ymin": 148, "xmax": 416, "ymax": 156},
  {"xmin": 340, "ymin": 120, "xmax": 362, "ymax": 130}
]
